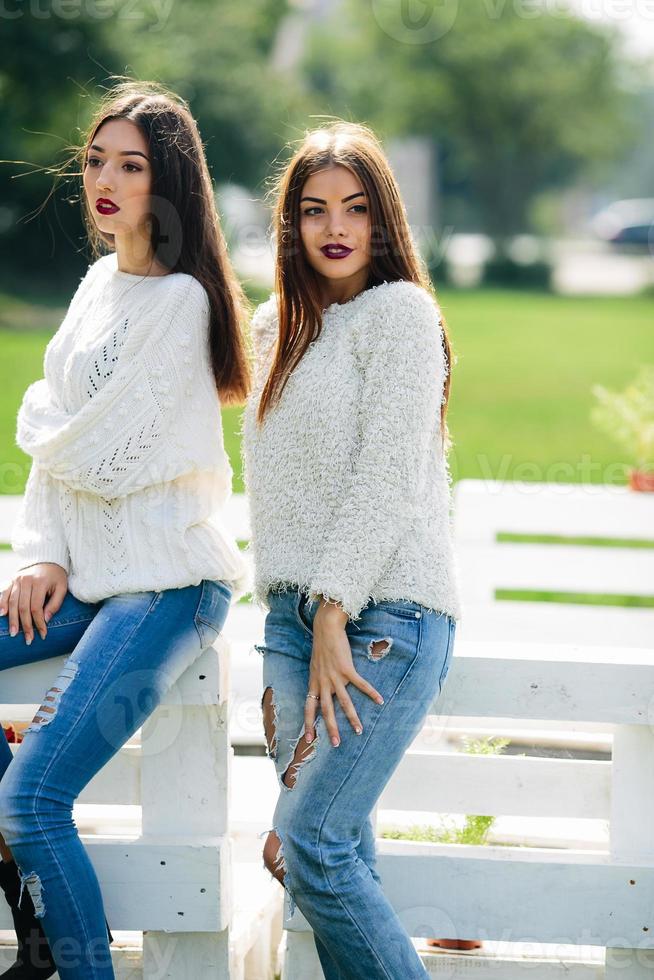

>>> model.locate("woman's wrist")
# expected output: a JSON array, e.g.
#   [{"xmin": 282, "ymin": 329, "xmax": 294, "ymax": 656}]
[{"xmin": 315, "ymin": 595, "xmax": 349, "ymax": 628}]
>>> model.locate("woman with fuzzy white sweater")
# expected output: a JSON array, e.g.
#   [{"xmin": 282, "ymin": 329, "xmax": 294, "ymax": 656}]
[
  {"xmin": 0, "ymin": 82, "xmax": 250, "ymax": 980},
  {"xmin": 242, "ymin": 121, "xmax": 462, "ymax": 979}
]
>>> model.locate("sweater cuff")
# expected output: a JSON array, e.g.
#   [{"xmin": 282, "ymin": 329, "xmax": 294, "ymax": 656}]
[
  {"xmin": 307, "ymin": 581, "xmax": 368, "ymax": 623},
  {"xmin": 14, "ymin": 543, "xmax": 71, "ymax": 575}
]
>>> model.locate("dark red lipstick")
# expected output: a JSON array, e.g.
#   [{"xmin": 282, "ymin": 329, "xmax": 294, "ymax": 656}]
[
  {"xmin": 321, "ymin": 243, "xmax": 353, "ymax": 260},
  {"xmin": 96, "ymin": 198, "xmax": 120, "ymax": 215}
]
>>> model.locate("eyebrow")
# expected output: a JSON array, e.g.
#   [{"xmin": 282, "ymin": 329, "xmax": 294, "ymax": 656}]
[
  {"xmin": 300, "ymin": 191, "xmax": 366, "ymax": 204},
  {"xmin": 89, "ymin": 144, "xmax": 149, "ymax": 161}
]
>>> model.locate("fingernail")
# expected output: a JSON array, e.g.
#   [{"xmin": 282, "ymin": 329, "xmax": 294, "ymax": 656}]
[
  {"xmin": 40, "ymin": 631, "xmax": 46, "ymax": 641},
  {"xmin": 44, "ymin": 612, "xmax": 51, "ymax": 623},
  {"xmin": 331, "ymin": 736, "xmax": 339, "ymax": 747},
  {"xmin": 377, "ymin": 697, "xmax": 384, "ymax": 705},
  {"xmin": 305, "ymin": 731, "xmax": 313, "ymax": 743},
  {"xmin": 26, "ymin": 636, "xmax": 32, "ymax": 646},
  {"xmin": 9, "ymin": 627, "xmax": 17, "ymax": 637},
  {"xmin": 355, "ymin": 727, "xmax": 362, "ymax": 735}
]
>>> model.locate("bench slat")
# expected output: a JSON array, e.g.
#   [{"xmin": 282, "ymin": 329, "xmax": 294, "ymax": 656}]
[
  {"xmin": 380, "ymin": 751, "xmax": 610, "ymax": 819},
  {"xmin": 285, "ymin": 842, "xmax": 654, "ymax": 947},
  {"xmin": 0, "ymin": 837, "xmax": 229, "ymax": 932}
]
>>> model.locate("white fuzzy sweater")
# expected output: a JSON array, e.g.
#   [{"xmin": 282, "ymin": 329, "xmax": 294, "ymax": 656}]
[
  {"xmin": 12, "ymin": 252, "xmax": 250, "ymax": 604},
  {"xmin": 241, "ymin": 280, "xmax": 463, "ymax": 622}
]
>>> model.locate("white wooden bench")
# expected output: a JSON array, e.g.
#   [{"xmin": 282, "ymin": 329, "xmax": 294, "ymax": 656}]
[
  {"xmin": 453, "ymin": 478, "xmax": 654, "ymax": 649},
  {"xmin": 0, "ymin": 494, "xmax": 278, "ymax": 979},
  {"xmin": 278, "ymin": 480, "xmax": 654, "ymax": 979}
]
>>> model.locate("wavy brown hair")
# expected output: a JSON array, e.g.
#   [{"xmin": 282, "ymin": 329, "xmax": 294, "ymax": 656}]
[
  {"xmin": 256, "ymin": 120, "xmax": 453, "ymax": 449},
  {"xmin": 80, "ymin": 80, "xmax": 251, "ymax": 406}
]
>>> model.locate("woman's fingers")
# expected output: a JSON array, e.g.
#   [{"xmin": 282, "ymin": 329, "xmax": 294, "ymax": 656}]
[
  {"xmin": 16, "ymin": 580, "xmax": 35, "ymax": 644},
  {"xmin": 320, "ymin": 684, "xmax": 341, "ymax": 746},
  {"xmin": 30, "ymin": 585, "xmax": 49, "ymax": 641},
  {"xmin": 43, "ymin": 577, "xmax": 67, "ymax": 624},
  {"xmin": 350, "ymin": 670, "xmax": 384, "ymax": 706},
  {"xmin": 334, "ymin": 680, "xmax": 363, "ymax": 735},
  {"xmin": 6, "ymin": 581, "xmax": 22, "ymax": 637},
  {"xmin": 304, "ymin": 669, "xmax": 384, "ymax": 748},
  {"xmin": 303, "ymin": 685, "xmax": 319, "ymax": 743}
]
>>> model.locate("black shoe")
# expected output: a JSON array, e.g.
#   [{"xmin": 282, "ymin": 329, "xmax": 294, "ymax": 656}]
[{"xmin": 0, "ymin": 858, "xmax": 55, "ymax": 979}]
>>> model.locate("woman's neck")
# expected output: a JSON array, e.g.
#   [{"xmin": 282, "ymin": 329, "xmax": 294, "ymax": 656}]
[
  {"xmin": 114, "ymin": 238, "xmax": 170, "ymax": 277},
  {"xmin": 320, "ymin": 267, "xmax": 370, "ymax": 309}
]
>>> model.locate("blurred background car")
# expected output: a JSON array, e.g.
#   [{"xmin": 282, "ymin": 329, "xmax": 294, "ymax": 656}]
[{"xmin": 590, "ymin": 197, "xmax": 654, "ymax": 248}]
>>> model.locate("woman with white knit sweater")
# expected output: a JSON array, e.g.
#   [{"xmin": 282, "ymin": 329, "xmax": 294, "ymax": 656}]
[
  {"xmin": 242, "ymin": 121, "xmax": 462, "ymax": 979},
  {"xmin": 0, "ymin": 82, "xmax": 250, "ymax": 979}
]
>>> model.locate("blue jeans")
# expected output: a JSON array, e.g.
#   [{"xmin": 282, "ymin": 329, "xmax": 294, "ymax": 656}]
[
  {"xmin": 0, "ymin": 578, "xmax": 232, "ymax": 980},
  {"xmin": 257, "ymin": 588, "xmax": 456, "ymax": 980}
]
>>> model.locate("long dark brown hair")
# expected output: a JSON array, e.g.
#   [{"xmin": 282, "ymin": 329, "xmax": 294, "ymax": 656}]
[
  {"xmin": 257, "ymin": 120, "xmax": 454, "ymax": 450},
  {"xmin": 80, "ymin": 80, "xmax": 251, "ymax": 406}
]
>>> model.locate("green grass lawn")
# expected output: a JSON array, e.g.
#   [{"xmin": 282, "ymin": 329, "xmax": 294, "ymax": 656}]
[{"xmin": 1, "ymin": 285, "xmax": 652, "ymax": 496}]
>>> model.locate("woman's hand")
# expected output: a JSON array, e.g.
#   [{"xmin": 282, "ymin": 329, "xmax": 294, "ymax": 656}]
[
  {"xmin": 0, "ymin": 563, "xmax": 68, "ymax": 644},
  {"xmin": 304, "ymin": 598, "xmax": 384, "ymax": 747}
]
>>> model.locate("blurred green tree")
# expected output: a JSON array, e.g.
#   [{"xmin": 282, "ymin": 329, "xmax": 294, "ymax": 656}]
[
  {"xmin": 0, "ymin": 0, "xmax": 298, "ymax": 290},
  {"xmin": 302, "ymin": 0, "xmax": 635, "ymax": 251},
  {"xmin": 0, "ymin": 14, "xmax": 121, "ymax": 289},
  {"xmin": 114, "ymin": 0, "xmax": 303, "ymax": 189}
]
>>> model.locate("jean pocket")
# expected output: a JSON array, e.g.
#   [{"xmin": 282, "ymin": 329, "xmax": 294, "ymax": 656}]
[
  {"xmin": 437, "ymin": 618, "xmax": 456, "ymax": 691},
  {"xmin": 368, "ymin": 599, "xmax": 424, "ymax": 621},
  {"xmin": 296, "ymin": 592, "xmax": 315, "ymax": 634},
  {"xmin": 193, "ymin": 579, "xmax": 233, "ymax": 649}
]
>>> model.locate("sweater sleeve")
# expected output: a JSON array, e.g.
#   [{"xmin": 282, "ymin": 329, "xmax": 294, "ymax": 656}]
[
  {"xmin": 7, "ymin": 261, "xmax": 109, "ymax": 573},
  {"xmin": 10, "ymin": 462, "xmax": 71, "ymax": 574},
  {"xmin": 18, "ymin": 277, "xmax": 227, "ymax": 501},
  {"xmin": 249, "ymin": 295, "xmax": 278, "ymax": 378},
  {"xmin": 308, "ymin": 282, "xmax": 447, "ymax": 621}
]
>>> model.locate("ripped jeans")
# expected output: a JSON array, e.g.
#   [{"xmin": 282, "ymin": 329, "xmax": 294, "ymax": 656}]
[
  {"xmin": 0, "ymin": 578, "xmax": 232, "ymax": 980},
  {"xmin": 257, "ymin": 588, "xmax": 456, "ymax": 980}
]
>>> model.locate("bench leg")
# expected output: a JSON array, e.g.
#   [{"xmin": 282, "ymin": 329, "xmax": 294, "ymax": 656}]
[
  {"xmin": 281, "ymin": 930, "xmax": 323, "ymax": 980},
  {"xmin": 143, "ymin": 932, "xmax": 230, "ymax": 978}
]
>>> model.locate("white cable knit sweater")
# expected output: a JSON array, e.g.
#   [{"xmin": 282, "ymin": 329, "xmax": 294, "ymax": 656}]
[
  {"xmin": 11, "ymin": 251, "xmax": 250, "ymax": 604},
  {"xmin": 241, "ymin": 280, "xmax": 463, "ymax": 623}
]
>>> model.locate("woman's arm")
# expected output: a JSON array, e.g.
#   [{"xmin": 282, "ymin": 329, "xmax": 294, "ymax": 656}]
[
  {"xmin": 11, "ymin": 461, "xmax": 70, "ymax": 573},
  {"xmin": 308, "ymin": 282, "xmax": 447, "ymax": 621},
  {"xmin": 5, "ymin": 464, "xmax": 70, "ymax": 642},
  {"xmin": 17, "ymin": 277, "xmax": 228, "ymax": 500}
]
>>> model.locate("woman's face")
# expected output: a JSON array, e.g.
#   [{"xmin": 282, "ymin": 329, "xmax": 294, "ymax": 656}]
[
  {"xmin": 83, "ymin": 118, "xmax": 153, "ymax": 242},
  {"xmin": 299, "ymin": 164, "xmax": 371, "ymax": 291}
]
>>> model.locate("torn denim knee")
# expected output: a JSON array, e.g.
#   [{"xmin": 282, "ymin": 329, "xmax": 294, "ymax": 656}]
[
  {"xmin": 18, "ymin": 869, "xmax": 45, "ymax": 918},
  {"xmin": 258, "ymin": 825, "xmax": 297, "ymax": 919}
]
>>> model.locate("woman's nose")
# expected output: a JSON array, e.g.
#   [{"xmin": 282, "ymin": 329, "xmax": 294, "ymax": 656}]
[
  {"xmin": 325, "ymin": 216, "xmax": 346, "ymax": 237},
  {"xmin": 96, "ymin": 165, "xmax": 114, "ymax": 192}
]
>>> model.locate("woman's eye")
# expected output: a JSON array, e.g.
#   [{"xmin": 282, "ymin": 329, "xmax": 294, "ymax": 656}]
[
  {"xmin": 84, "ymin": 158, "xmax": 141, "ymax": 173},
  {"xmin": 303, "ymin": 205, "xmax": 367, "ymax": 216}
]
